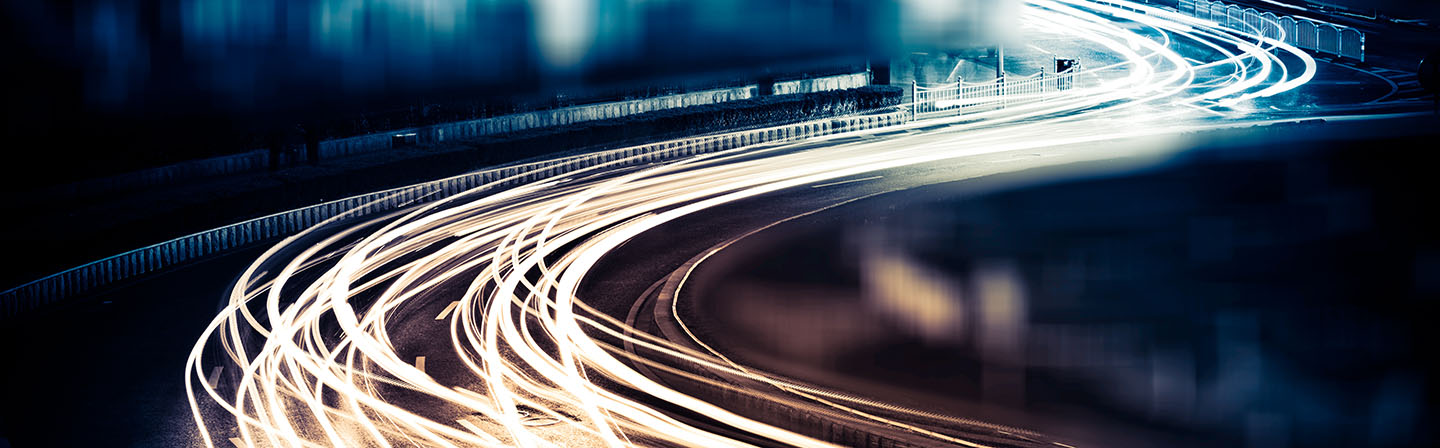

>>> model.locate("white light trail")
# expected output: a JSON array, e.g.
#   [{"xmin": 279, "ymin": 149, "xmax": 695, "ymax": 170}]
[{"xmin": 185, "ymin": 1, "xmax": 1337, "ymax": 447}]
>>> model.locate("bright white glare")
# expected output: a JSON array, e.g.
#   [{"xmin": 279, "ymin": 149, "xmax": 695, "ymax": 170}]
[{"xmin": 534, "ymin": 0, "xmax": 596, "ymax": 70}]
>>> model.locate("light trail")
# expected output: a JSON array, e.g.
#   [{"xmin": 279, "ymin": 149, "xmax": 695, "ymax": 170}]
[{"xmin": 184, "ymin": 1, "xmax": 1348, "ymax": 447}]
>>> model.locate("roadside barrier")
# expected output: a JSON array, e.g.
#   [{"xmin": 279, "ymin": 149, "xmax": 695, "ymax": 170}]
[
  {"xmin": 912, "ymin": 68, "xmax": 1081, "ymax": 120},
  {"xmin": 0, "ymin": 111, "xmax": 908, "ymax": 320},
  {"xmin": 1178, "ymin": 0, "xmax": 1365, "ymax": 61}
]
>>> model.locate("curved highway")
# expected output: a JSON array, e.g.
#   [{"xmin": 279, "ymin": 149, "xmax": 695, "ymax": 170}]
[{"xmin": 171, "ymin": 1, "xmax": 1427, "ymax": 447}]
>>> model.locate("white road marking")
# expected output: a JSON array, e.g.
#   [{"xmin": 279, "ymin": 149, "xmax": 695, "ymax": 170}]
[
  {"xmin": 1329, "ymin": 63, "xmax": 1402, "ymax": 104},
  {"xmin": 207, "ymin": 367, "xmax": 223, "ymax": 389},
  {"xmin": 435, "ymin": 301, "xmax": 460, "ymax": 320},
  {"xmin": 415, "ymin": 356, "xmax": 426, "ymax": 373},
  {"xmin": 811, "ymin": 176, "xmax": 884, "ymax": 189},
  {"xmin": 228, "ymin": 437, "xmax": 247, "ymax": 447}
]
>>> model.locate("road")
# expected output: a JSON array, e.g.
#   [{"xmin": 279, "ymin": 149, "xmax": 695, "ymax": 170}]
[
  {"xmin": 179, "ymin": 1, "xmax": 1427, "ymax": 447},
  {"xmin": 654, "ymin": 115, "xmax": 1439, "ymax": 448},
  {"xmin": 0, "ymin": 1, "xmax": 1431, "ymax": 447}
]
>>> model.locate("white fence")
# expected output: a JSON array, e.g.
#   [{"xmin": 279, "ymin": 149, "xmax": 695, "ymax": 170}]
[
  {"xmin": 1178, "ymin": 0, "xmax": 1364, "ymax": 61},
  {"xmin": 0, "ymin": 111, "xmax": 908, "ymax": 320},
  {"xmin": 911, "ymin": 69, "xmax": 1081, "ymax": 119}
]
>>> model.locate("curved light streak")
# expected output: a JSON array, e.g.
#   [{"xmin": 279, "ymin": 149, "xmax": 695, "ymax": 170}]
[{"xmin": 185, "ymin": 1, "xmax": 1337, "ymax": 447}]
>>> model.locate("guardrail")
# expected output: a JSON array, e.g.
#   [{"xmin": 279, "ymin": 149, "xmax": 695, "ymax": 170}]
[
  {"xmin": 911, "ymin": 69, "xmax": 1081, "ymax": 119},
  {"xmin": 0, "ymin": 111, "xmax": 908, "ymax": 320},
  {"xmin": 1178, "ymin": 0, "xmax": 1365, "ymax": 62},
  {"xmin": 29, "ymin": 74, "xmax": 874, "ymax": 205},
  {"xmin": 319, "ymin": 72, "xmax": 873, "ymax": 160},
  {"xmin": 316, "ymin": 86, "xmax": 758, "ymax": 159}
]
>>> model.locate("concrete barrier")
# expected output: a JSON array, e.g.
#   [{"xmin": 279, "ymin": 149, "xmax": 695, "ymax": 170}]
[
  {"xmin": 1, "ymin": 109, "xmax": 908, "ymax": 320},
  {"xmin": 773, "ymin": 72, "xmax": 871, "ymax": 96}
]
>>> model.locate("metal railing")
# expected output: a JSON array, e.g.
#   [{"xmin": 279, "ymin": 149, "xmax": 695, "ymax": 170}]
[
  {"xmin": 911, "ymin": 69, "xmax": 1081, "ymax": 119},
  {"xmin": 1178, "ymin": 0, "xmax": 1364, "ymax": 61},
  {"xmin": 0, "ymin": 111, "xmax": 908, "ymax": 320},
  {"xmin": 3, "ymin": 65, "xmax": 1096, "ymax": 319},
  {"xmin": 319, "ymin": 72, "xmax": 873, "ymax": 160}
]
